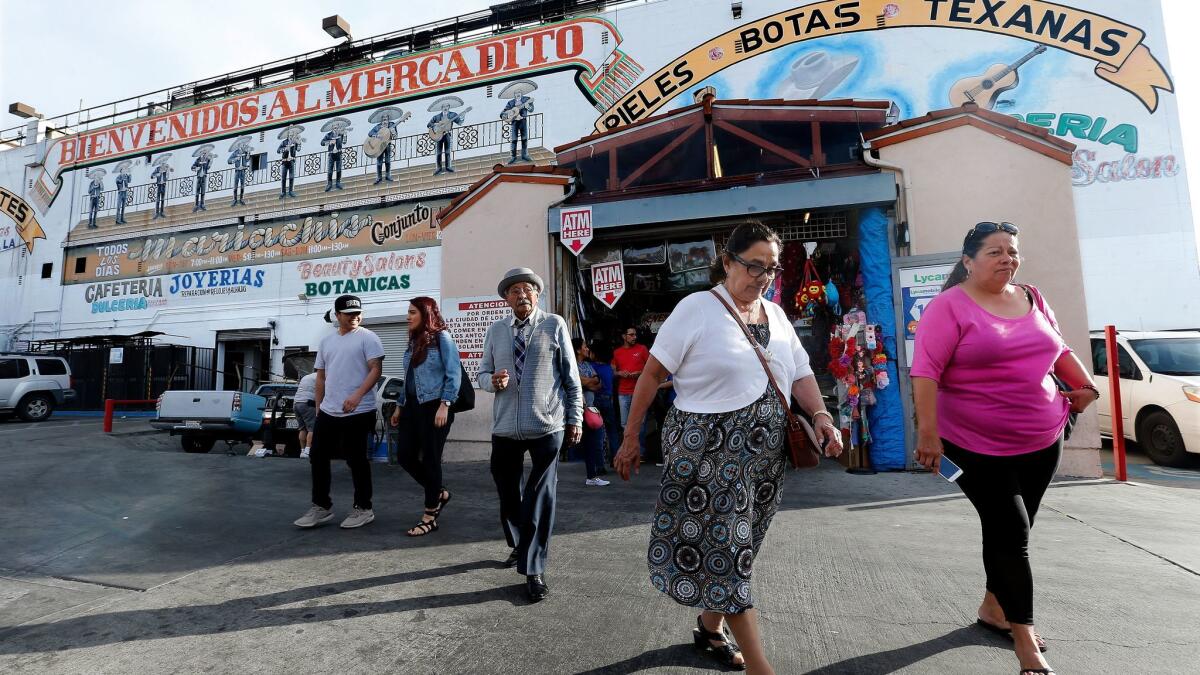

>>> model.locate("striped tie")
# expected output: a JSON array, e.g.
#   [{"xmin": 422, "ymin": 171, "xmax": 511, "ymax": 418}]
[{"xmin": 513, "ymin": 320, "xmax": 528, "ymax": 385}]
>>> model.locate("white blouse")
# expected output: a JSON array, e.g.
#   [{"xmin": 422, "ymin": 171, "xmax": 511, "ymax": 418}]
[{"xmin": 650, "ymin": 285, "xmax": 813, "ymax": 414}]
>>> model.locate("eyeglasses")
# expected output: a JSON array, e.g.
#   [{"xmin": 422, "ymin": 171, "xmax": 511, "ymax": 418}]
[
  {"xmin": 968, "ymin": 221, "xmax": 1019, "ymax": 237},
  {"xmin": 506, "ymin": 284, "xmax": 538, "ymax": 297},
  {"xmin": 728, "ymin": 251, "xmax": 785, "ymax": 279}
]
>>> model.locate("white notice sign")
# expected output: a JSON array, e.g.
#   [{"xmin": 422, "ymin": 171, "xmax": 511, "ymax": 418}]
[
  {"xmin": 591, "ymin": 260, "xmax": 625, "ymax": 309},
  {"xmin": 559, "ymin": 206, "xmax": 593, "ymax": 255},
  {"xmin": 443, "ymin": 296, "xmax": 514, "ymax": 388}
]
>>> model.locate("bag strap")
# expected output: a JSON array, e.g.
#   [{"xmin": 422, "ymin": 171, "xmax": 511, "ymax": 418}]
[{"xmin": 709, "ymin": 289, "xmax": 803, "ymax": 433}]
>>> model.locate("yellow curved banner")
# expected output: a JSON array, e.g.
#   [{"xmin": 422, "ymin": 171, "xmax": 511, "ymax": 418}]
[
  {"xmin": 0, "ymin": 186, "xmax": 46, "ymax": 254},
  {"xmin": 593, "ymin": 0, "xmax": 1174, "ymax": 133}
]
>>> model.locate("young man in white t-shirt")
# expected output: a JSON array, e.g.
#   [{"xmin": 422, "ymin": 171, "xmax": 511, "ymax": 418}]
[{"xmin": 294, "ymin": 295, "xmax": 386, "ymax": 529}]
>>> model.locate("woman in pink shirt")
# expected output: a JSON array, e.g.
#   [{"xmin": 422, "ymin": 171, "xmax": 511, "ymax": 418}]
[{"xmin": 911, "ymin": 222, "xmax": 1099, "ymax": 675}]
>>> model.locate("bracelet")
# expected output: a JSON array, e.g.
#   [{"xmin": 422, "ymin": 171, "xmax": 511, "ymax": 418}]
[
  {"xmin": 1080, "ymin": 384, "xmax": 1100, "ymax": 396},
  {"xmin": 812, "ymin": 410, "xmax": 834, "ymax": 423}
]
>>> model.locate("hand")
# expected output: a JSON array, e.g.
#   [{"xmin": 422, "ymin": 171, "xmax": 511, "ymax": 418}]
[
  {"xmin": 565, "ymin": 425, "xmax": 582, "ymax": 446},
  {"xmin": 915, "ymin": 433, "xmax": 944, "ymax": 474},
  {"xmin": 1065, "ymin": 388, "xmax": 1100, "ymax": 414},
  {"xmin": 814, "ymin": 420, "xmax": 843, "ymax": 458},
  {"xmin": 434, "ymin": 403, "xmax": 450, "ymax": 429},
  {"xmin": 342, "ymin": 393, "xmax": 363, "ymax": 414},
  {"xmin": 614, "ymin": 435, "xmax": 642, "ymax": 481},
  {"xmin": 492, "ymin": 369, "xmax": 510, "ymax": 391},
  {"xmin": 390, "ymin": 408, "xmax": 401, "ymax": 427}
]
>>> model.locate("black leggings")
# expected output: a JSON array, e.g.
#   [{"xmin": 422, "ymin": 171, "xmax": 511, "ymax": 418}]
[
  {"xmin": 396, "ymin": 400, "xmax": 454, "ymax": 509},
  {"xmin": 942, "ymin": 438, "xmax": 1061, "ymax": 626}
]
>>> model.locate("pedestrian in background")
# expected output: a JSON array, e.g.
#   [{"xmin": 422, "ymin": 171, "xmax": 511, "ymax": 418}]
[
  {"xmin": 615, "ymin": 223, "xmax": 842, "ymax": 674},
  {"xmin": 590, "ymin": 345, "xmax": 621, "ymax": 468},
  {"xmin": 612, "ymin": 325, "xmax": 650, "ymax": 457},
  {"xmin": 573, "ymin": 338, "xmax": 609, "ymax": 487},
  {"xmin": 294, "ymin": 371, "xmax": 318, "ymax": 459},
  {"xmin": 478, "ymin": 267, "xmax": 583, "ymax": 603},
  {"xmin": 294, "ymin": 294, "xmax": 384, "ymax": 530},
  {"xmin": 911, "ymin": 221, "xmax": 1100, "ymax": 675},
  {"xmin": 391, "ymin": 297, "xmax": 461, "ymax": 537}
]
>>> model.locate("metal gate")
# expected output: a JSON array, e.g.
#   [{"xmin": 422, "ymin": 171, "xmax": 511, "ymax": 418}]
[{"xmin": 370, "ymin": 322, "xmax": 410, "ymax": 377}]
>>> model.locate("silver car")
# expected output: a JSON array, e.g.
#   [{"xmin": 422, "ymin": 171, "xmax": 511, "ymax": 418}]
[{"xmin": 0, "ymin": 354, "xmax": 75, "ymax": 422}]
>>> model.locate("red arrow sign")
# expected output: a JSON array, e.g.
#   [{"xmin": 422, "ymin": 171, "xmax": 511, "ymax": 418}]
[
  {"xmin": 560, "ymin": 206, "xmax": 593, "ymax": 256},
  {"xmin": 570, "ymin": 239, "xmax": 583, "ymax": 252}
]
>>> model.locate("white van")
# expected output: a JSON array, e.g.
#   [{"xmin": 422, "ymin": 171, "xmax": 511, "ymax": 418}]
[{"xmin": 1090, "ymin": 331, "xmax": 1200, "ymax": 466}]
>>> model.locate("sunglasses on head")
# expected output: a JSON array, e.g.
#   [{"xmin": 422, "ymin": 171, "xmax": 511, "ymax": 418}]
[{"xmin": 968, "ymin": 221, "xmax": 1019, "ymax": 237}]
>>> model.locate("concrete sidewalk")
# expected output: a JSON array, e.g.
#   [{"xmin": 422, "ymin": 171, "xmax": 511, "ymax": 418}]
[{"xmin": 1, "ymin": 431, "xmax": 1197, "ymax": 674}]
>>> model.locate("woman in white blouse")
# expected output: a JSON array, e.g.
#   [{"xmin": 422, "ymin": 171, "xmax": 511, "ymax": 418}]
[{"xmin": 615, "ymin": 222, "xmax": 842, "ymax": 674}]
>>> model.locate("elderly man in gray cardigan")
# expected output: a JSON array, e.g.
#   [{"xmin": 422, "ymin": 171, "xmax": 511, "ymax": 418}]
[{"xmin": 478, "ymin": 267, "xmax": 582, "ymax": 603}]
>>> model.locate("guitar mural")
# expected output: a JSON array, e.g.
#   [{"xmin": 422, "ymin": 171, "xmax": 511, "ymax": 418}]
[{"xmin": 948, "ymin": 45, "xmax": 1048, "ymax": 109}]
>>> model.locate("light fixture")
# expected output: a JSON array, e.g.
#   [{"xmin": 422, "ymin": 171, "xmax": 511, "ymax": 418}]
[
  {"xmin": 804, "ymin": 211, "xmax": 811, "ymax": 224},
  {"xmin": 8, "ymin": 102, "xmax": 42, "ymax": 119},
  {"xmin": 297, "ymin": 293, "xmax": 309, "ymax": 301},
  {"xmin": 322, "ymin": 15, "xmax": 351, "ymax": 41},
  {"xmin": 731, "ymin": 2, "xmax": 742, "ymax": 19}
]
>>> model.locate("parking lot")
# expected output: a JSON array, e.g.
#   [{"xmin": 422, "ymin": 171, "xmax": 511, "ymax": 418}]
[{"xmin": 2, "ymin": 417, "xmax": 1199, "ymax": 674}]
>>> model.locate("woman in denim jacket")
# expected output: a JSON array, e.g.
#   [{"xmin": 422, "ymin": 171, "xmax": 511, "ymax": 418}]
[{"xmin": 390, "ymin": 297, "xmax": 462, "ymax": 536}]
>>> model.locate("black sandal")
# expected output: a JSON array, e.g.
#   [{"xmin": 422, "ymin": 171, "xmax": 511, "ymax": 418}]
[
  {"xmin": 976, "ymin": 618, "xmax": 1048, "ymax": 653},
  {"xmin": 406, "ymin": 510, "xmax": 439, "ymax": 537},
  {"xmin": 1020, "ymin": 669, "xmax": 1055, "ymax": 674},
  {"xmin": 692, "ymin": 615, "xmax": 747, "ymax": 671},
  {"xmin": 435, "ymin": 489, "xmax": 452, "ymax": 516}
]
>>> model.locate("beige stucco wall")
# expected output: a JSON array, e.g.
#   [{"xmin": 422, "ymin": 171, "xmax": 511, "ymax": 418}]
[
  {"xmin": 439, "ymin": 179, "xmax": 567, "ymax": 443},
  {"xmin": 878, "ymin": 123, "xmax": 1101, "ymax": 477}
]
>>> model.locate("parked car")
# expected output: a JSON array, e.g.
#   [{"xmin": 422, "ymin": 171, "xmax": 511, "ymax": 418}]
[
  {"xmin": 1090, "ymin": 330, "xmax": 1200, "ymax": 466},
  {"xmin": 252, "ymin": 381, "xmax": 298, "ymax": 444},
  {"xmin": 0, "ymin": 353, "xmax": 75, "ymax": 422},
  {"xmin": 152, "ymin": 390, "xmax": 266, "ymax": 453}
]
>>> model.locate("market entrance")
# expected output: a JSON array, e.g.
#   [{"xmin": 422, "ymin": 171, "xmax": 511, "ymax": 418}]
[{"xmin": 548, "ymin": 96, "xmax": 907, "ymax": 470}]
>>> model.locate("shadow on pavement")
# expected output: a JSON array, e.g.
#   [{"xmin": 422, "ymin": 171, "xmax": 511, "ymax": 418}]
[
  {"xmin": 573, "ymin": 643, "xmax": 720, "ymax": 674},
  {"xmin": 801, "ymin": 625, "xmax": 1001, "ymax": 674},
  {"xmin": 0, "ymin": 559, "xmax": 517, "ymax": 655}
]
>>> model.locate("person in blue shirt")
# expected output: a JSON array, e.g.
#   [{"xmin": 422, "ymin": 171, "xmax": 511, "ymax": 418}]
[{"xmin": 590, "ymin": 344, "xmax": 621, "ymax": 468}]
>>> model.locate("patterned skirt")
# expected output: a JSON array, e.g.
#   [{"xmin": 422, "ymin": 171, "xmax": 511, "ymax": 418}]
[{"xmin": 647, "ymin": 385, "xmax": 788, "ymax": 614}]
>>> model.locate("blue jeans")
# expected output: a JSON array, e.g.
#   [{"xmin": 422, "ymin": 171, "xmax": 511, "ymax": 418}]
[
  {"xmin": 618, "ymin": 393, "xmax": 648, "ymax": 457},
  {"xmin": 594, "ymin": 393, "xmax": 621, "ymax": 463},
  {"xmin": 582, "ymin": 424, "xmax": 605, "ymax": 479}
]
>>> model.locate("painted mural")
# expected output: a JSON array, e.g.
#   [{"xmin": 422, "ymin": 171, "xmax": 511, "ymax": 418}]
[{"xmin": 0, "ymin": 0, "xmax": 1194, "ymax": 340}]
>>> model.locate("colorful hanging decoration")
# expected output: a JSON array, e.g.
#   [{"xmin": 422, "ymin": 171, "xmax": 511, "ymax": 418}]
[
  {"xmin": 794, "ymin": 257, "xmax": 826, "ymax": 318},
  {"xmin": 827, "ymin": 312, "xmax": 891, "ymax": 456}
]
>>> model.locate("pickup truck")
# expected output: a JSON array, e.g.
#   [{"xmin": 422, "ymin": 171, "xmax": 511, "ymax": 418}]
[{"xmin": 152, "ymin": 390, "xmax": 266, "ymax": 453}]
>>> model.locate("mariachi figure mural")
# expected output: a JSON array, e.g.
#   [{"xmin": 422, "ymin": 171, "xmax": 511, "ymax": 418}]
[
  {"xmin": 113, "ymin": 161, "xmax": 132, "ymax": 225},
  {"xmin": 365, "ymin": 108, "xmax": 405, "ymax": 185},
  {"xmin": 499, "ymin": 80, "xmax": 537, "ymax": 165},
  {"xmin": 86, "ymin": 168, "xmax": 106, "ymax": 229},
  {"xmin": 277, "ymin": 125, "xmax": 304, "ymax": 199},
  {"xmin": 191, "ymin": 144, "xmax": 215, "ymax": 212},
  {"xmin": 150, "ymin": 154, "xmax": 173, "ymax": 219},
  {"xmin": 427, "ymin": 96, "xmax": 469, "ymax": 175},
  {"xmin": 228, "ymin": 136, "xmax": 254, "ymax": 206},
  {"xmin": 320, "ymin": 117, "xmax": 352, "ymax": 192}
]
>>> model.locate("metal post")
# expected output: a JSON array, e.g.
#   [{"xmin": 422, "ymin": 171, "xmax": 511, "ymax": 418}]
[
  {"xmin": 1104, "ymin": 325, "xmax": 1127, "ymax": 481},
  {"xmin": 103, "ymin": 399, "xmax": 115, "ymax": 433}
]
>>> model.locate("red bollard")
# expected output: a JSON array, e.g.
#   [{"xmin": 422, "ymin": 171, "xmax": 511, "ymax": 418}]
[
  {"xmin": 1104, "ymin": 326, "xmax": 1128, "ymax": 482},
  {"xmin": 103, "ymin": 399, "xmax": 116, "ymax": 433}
]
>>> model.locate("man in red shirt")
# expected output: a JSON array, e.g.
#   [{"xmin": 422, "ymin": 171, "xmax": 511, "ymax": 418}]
[{"xmin": 612, "ymin": 326, "xmax": 650, "ymax": 458}]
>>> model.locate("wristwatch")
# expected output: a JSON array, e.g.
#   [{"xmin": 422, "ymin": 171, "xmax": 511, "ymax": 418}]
[{"xmin": 441, "ymin": 400, "xmax": 453, "ymax": 406}]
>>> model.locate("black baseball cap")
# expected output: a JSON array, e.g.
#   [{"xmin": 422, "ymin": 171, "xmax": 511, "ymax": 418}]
[{"xmin": 334, "ymin": 294, "xmax": 363, "ymax": 314}]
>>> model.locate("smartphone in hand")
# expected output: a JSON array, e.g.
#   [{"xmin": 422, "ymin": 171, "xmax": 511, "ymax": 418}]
[{"xmin": 938, "ymin": 456, "xmax": 964, "ymax": 482}]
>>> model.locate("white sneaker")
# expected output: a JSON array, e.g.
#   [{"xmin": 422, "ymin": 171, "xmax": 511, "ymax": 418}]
[
  {"xmin": 585, "ymin": 478, "xmax": 610, "ymax": 486},
  {"xmin": 340, "ymin": 507, "xmax": 375, "ymax": 529},
  {"xmin": 299, "ymin": 447, "xmax": 310, "ymax": 459},
  {"xmin": 294, "ymin": 505, "xmax": 333, "ymax": 528}
]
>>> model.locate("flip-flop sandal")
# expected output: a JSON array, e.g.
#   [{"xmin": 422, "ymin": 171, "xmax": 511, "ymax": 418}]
[{"xmin": 977, "ymin": 619, "xmax": 1048, "ymax": 653}]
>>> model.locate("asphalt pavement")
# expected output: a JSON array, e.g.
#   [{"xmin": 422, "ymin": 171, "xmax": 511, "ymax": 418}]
[{"xmin": 1, "ymin": 417, "xmax": 1198, "ymax": 674}]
